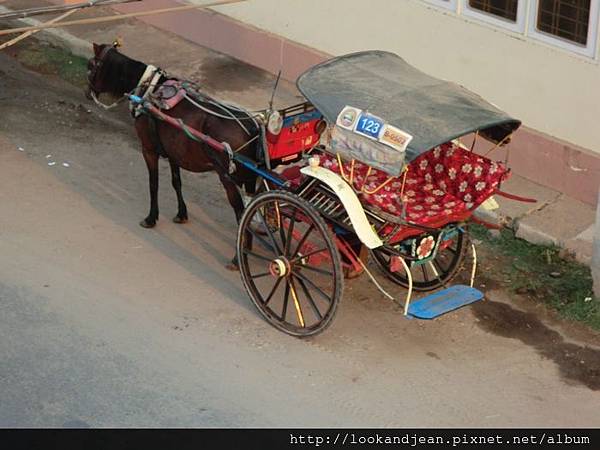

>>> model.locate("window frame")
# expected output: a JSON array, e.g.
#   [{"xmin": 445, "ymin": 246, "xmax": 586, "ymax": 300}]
[
  {"xmin": 459, "ymin": 0, "xmax": 528, "ymax": 33},
  {"xmin": 423, "ymin": 0, "xmax": 459, "ymax": 11},
  {"xmin": 527, "ymin": 0, "xmax": 599, "ymax": 57}
]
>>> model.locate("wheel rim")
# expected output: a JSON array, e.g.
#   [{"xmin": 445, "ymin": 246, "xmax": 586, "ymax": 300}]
[
  {"xmin": 372, "ymin": 229, "xmax": 466, "ymax": 292},
  {"xmin": 238, "ymin": 192, "xmax": 342, "ymax": 336}
]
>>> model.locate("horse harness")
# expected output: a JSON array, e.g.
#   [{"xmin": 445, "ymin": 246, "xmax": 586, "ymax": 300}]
[{"xmin": 88, "ymin": 47, "xmax": 264, "ymax": 176}]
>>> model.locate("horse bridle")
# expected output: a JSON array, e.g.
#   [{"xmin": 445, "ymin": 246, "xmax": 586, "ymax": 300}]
[
  {"xmin": 86, "ymin": 44, "xmax": 132, "ymax": 110},
  {"xmin": 87, "ymin": 44, "xmax": 163, "ymax": 111},
  {"xmin": 87, "ymin": 44, "xmax": 113, "ymax": 96}
]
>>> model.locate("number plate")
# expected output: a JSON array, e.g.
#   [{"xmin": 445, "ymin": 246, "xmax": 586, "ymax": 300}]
[{"xmin": 354, "ymin": 113, "xmax": 384, "ymax": 140}]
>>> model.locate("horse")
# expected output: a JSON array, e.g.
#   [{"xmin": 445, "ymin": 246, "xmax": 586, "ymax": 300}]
[{"xmin": 86, "ymin": 43, "xmax": 261, "ymax": 269}]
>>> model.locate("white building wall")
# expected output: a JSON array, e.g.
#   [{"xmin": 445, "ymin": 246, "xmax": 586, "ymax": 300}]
[{"xmin": 210, "ymin": 0, "xmax": 600, "ymax": 154}]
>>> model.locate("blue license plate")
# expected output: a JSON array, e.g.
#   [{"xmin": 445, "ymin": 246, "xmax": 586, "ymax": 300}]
[{"xmin": 354, "ymin": 113, "xmax": 384, "ymax": 139}]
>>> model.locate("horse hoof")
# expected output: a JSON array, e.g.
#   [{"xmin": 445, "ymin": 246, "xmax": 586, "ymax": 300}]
[
  {"xmin": 251, "ymin": 223, "xmax": 268, "ymax": 236},
  {"xmin": 225, "ymin": 262, "xmax": 239, "ymax": 272},
  {"xmin": 344, "ymin": 268, "xmax": 364, "ymax": 279},
  {"xmin": 139, "ymin": 219, "xmax": 156, "ymax": 228},
  {"xmin": 173, "ymin": 216, "xmax": 188, "ymax": 224}
]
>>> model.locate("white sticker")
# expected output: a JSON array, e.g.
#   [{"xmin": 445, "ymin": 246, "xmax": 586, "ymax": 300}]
[
  {"xmin": 336, "ymin": 106, "xmax": 362, "ymax": 131},
  {"xmin": 337, "ymin": 106, "xmax": 413, "ymax": 152},
  {"xmin": 378, "ymin": 124, "xmax": 413, "ymax": 152}
]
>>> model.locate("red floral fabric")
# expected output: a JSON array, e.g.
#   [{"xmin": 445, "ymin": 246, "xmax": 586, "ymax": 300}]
[
  {"xmin": 410, "ymin": 142, "xmax": 509, "ymax": 212},
  {"xmin": 316, "ymin": 142, "xmax": 509, "ymax": 227}
]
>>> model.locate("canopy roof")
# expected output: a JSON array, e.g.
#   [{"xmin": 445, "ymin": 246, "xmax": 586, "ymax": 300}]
[{"xmin": 297, "ymin": 51, "xmax": 521, "ymax": 161}]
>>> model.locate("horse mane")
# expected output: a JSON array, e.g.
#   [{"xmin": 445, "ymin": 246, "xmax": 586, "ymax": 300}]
[{"xmin": 101, "ymin": 47, "xmax": 147, "ymax": 97}]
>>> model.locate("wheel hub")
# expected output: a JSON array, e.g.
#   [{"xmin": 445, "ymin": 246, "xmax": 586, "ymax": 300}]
[{"xmin": 269, "ymin": 257, "xmax": 290, "ymax": 278}]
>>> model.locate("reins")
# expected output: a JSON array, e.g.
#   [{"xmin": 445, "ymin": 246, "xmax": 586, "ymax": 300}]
[
  {"xmin": 90, "ymin": 91, "xmax": 128, "ymax": 110},
  {"xmin": 89, "ymin": 47, "xmax": 263, "ymax": 152},
  {"xmin": 183, "ymin": 93, "xmax": 257, "ymax": 136}
]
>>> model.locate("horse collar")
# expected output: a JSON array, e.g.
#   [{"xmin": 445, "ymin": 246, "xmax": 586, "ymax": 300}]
[
  {"xmin": 138, "ymin": 65, "xmax": 161, "ymax": 98},
  {"xmin": 131, "ymin": 65, "xmax": 162, "ymax": 116}
]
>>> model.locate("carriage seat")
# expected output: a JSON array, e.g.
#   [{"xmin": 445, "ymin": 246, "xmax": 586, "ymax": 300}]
[{"xmin": 315, "ymin": 141, "xmax": 509, "ymax": 226}]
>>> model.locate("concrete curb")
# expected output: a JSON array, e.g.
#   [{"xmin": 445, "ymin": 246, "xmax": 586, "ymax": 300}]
[
  {"xmin": 515, "ymin": 222, "xmax": 559, "ymax": 247},
  {"xmin": 475, "ymin": 201, "xmax": 593, "ymax": 265}
]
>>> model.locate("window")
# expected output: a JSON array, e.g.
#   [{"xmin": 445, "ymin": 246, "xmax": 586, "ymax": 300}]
[
  {"xmin": 528, "ymin": 0, "xmax": 598, "ymax": 56},
  {"xmin": 423, "ymin": 0, "xmax": 599, "ymax": 57},
  {"xmin": 537, "ymin": 0, "xmax": 590, "ymax": 44},
  {"xmin": 468, "ymin": 0, "xmax": 519, "ymax": 22},
  {"xmin": 461, "ymin": 0, "xmax": 527, "ymax": 31}
]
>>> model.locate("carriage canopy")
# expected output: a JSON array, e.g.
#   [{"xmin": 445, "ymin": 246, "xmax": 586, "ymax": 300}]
[{"xmin": 297, "ymin": 51, "xmax": 521, "ymax": 167}]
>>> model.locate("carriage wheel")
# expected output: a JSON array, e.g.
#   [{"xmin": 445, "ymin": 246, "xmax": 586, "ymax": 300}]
[
  {"xmin": 237, "ymin": 191, "xmax": 343, "ymax": 337},
  {"xmin": 371, "ymin": 228, "xmax": 468, "ymax": 292}
]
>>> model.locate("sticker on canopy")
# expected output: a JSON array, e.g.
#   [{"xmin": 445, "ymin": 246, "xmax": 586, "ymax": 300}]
[
  {"xmin": 336, "ymin": 106, "xmax": 361, "ymax": 131},
  {"xmin": 336, "ymin": 105, "xmax": 412, "ymax": 152},
  {"xmin": 379, "ymin": 124, "xmax": 413, "ymax": 152},
  {"xmin": 354, "ymin": 112, "xmax": 385, "ymax": 140}
]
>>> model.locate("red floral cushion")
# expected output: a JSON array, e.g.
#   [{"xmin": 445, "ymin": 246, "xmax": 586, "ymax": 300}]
[
  {"xmin": 319, "ymin": 154, "xmax": 467, "ymax": 226},
  {"xmin": 277, "ymin": 143, "xmax": 509, "ymax": 241},
  {"xmin": 317, "ymin": 142, "xmax": 508, "ymax": 227},
  {"xmin": 410, "ymin": 142, "xmax": 509, "ymax": 211}
]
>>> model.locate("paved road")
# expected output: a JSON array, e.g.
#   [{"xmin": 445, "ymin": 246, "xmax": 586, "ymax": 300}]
[{"xmin": 1, "ymin": 52, "xmax": 599, "ymax": 428}]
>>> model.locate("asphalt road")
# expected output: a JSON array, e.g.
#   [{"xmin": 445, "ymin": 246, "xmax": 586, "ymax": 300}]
[{"xmin": 1, "ymin": 52, "xmax": 599, "ymax": 427}]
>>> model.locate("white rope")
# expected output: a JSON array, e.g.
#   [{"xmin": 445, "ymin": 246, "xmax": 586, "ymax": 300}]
[
  {"xmin": 400, "ymin": 257, "xmax": 414, "ymax": 316},
  {"xmin": 90, "ymin": 91, "xmax": 127, "ymax": 110},
  {"xmin": 234, "ymin": 134, "xmax": 260, "ymax": 153},
  {"xmin": 355, "ymin": 255, "xmax": 396, "ymax": 302},
  {"xmin": 470, "ymin": 243, "xmax": 478, "ymax": 288}
]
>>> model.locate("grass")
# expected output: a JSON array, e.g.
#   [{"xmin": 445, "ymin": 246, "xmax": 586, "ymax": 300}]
[
  {"xmin": 472, "ymin": 224, "xmax": 600, "ymax": 331},
  {"xmin": 16, "ymin": 42, "xmax": 89, "ymax": 88}
]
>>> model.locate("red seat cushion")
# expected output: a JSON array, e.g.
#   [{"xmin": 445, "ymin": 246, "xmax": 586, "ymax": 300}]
[
  {"xmin": 318, "ymin": 142, "xmax": 508, "ymax": 227},
  {"xmin": 410, "ymin": 142, "xmax": 509, "ymax": 211}
]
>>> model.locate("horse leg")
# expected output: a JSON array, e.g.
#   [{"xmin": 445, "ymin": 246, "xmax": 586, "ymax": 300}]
[
  {"xmin": 219, "ymin": 173, "xmax": 246, "ymax": 271},
  {"xmin": 244, "ymin": 177, "xmax": 257, "ymax": 197},
  {"xmin": 169, "ymin": 159, "xmax": 188, "ymax": 224},
  {"xmin": 140, "ymin": 147, "xmax": 159, "ymax": 228}
]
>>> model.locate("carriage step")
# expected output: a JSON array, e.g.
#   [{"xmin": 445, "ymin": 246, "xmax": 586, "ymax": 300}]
[{"xmin": 407, "ymin": 285, "xmax": 484, "ymax": 319}]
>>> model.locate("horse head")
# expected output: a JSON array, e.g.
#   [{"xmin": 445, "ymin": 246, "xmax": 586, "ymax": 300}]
[
  {"xmin": 86, "ymin": 42, "xmax": 145, "ymax": 101},
  {"xmin": 86, "ymin": 43, "xmax": 115, "ymax": 100}
]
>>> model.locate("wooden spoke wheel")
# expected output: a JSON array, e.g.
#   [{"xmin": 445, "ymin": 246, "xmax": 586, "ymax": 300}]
[
  {"xmin": 371, "ymin": 228, "xmax": 468, "ymax": 292},
  {"xmin": 237, "ymin": 191, "xmax": 343, "ymax": 337}
]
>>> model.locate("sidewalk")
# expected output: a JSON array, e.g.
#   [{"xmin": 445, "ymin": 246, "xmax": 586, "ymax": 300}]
[
  {"xmin": 1, "ymin": 0, "xmax": 595, "ymax": 265},
  {"xmin": 475, "ymin": 175, "xmax": 595, "ymax": 264}
]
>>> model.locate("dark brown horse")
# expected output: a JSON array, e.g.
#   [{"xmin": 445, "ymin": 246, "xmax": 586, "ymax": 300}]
[{"xmin": 86, "ymin": 43, "xmax": 261, "ymax": 268}]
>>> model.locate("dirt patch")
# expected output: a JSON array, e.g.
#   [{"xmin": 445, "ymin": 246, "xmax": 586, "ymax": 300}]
[
  {"xmin": 473, "ymin": 299, "xmax": 600, "ymax": 390},
  {"xmin": 197, "ymin": 55, "xmax": 271, "ymax": 93},
  {"xmin": 426, "ymin": 351, "xmax": 441, "ymax": 360}
]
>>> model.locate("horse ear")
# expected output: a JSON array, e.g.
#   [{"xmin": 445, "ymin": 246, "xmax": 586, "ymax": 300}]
[{"xmin": 93, "ymin": 43, "xmax": 100, "ymax": 55}]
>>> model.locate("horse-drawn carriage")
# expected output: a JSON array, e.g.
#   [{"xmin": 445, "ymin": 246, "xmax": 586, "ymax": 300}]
[{"xmin": 90, "ymin": 47, "xmax": 528, "ymax": 337}]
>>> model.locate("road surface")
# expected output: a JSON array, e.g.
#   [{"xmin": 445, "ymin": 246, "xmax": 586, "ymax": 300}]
[{"xmin": 1, "ymin": 51, "xmax": 599, "ymax": 428}]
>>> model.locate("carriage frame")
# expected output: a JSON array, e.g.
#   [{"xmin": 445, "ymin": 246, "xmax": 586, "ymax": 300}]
[{"xmin": 130, "ymin": 51, "xmax": 533, "ymax": 337}]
